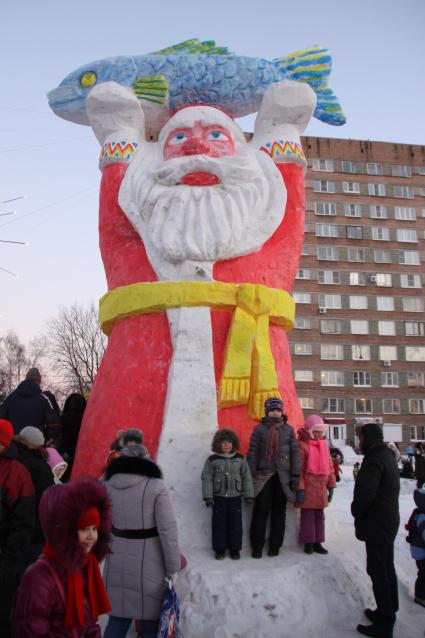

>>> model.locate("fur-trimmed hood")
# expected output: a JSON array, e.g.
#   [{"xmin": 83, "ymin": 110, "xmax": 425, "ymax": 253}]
[
  {"xmin": 104, "ymin": 455, "xmax": 162, "ymax": 481},
  {"xmin": 212, "ymin": 428, "xmax": 240, "ymax": 454},
  {"xmin": 39, "ymin": 478, "xmax": 111, "ymax": 572}
]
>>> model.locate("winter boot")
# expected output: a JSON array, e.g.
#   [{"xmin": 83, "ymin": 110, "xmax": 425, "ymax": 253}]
[
  {"xmin": 215, "ymin": 552, "xmax": 225, "ymax": 560},
  {"xmin": 313, "ymin": 543, "xmax": 328, "ymax": 555},
  {"xmin": 230, "ymin": 551, "xmax": 240, "ymax": 560},
  {"xmin": 252, "ymin": 548, "xmax": 262, "ymax": 559},
  {"xmin": 364, "ymin": 609, "xmax": 378, "ymax": 622},
  {"xmin": 357, "ymin": 624, "xmax": 393, "ymax": 638},
  {"xmin": 268, "ymin": 546, "xmax": 280, "ymax": 557},
  {"xmin": 304, "ymin": 543, "xmax": 314, "ymax": 554}
]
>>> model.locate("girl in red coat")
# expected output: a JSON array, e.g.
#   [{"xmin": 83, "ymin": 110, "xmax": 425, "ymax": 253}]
[
  {"xmin": 296, "ymin": 415, "xmax": 336, "ymax": 555},
  {"xmin": 13, "ymin": 478, "xmax": 112, "ymax": 637}
]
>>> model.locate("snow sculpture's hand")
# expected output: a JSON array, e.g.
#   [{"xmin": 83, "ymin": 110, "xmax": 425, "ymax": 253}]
[
  {"xmin": 204, "ymin": 498, "xmax": 214, "ymax": 507},
  {"xmin": 296, "ymin": 490, "xmax": 305, "ymax": 505},
  {"xmin": 328, "ymin": 488, "xmax": 334, "ymax": 503}
]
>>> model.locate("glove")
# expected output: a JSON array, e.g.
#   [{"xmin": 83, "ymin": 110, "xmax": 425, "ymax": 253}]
[
  {"xmin": 328, "ymin": 488, "xmax": 334, "ymax": 503},
  {"xmin": 204, "ymin": 498, "xmax": 214, "ymax": 507},
  {"xmin": 244, "ymin": 497, "xmax": 255, "ymax": 505},
  {"xmin": 296, "ymin": 490, "xmax": 305, "ymax": 505},
  {"xmin": 289, "ymin": 477, "xmax": 299, "ymax": 491},
  {"xmin": 165, "ymin": 572, "xmax": 178, "ymax": 585}
]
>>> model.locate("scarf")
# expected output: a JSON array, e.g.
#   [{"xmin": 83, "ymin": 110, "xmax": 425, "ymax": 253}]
[
  {"xmin": 306, "ymin": 439, "xmax": 330, "ymax": 475},
  {"xmin": 265, "ymin": 417, "xmax": 283, "ymax": 464},
  {"xmin": 43, "ymin": 544, "xmax": 111, "ymax": 629}
]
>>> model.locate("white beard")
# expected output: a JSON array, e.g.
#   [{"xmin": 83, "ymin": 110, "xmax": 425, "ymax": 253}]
[{"xmin": 119, "ymin": 143, "xmax": 286, "ymax": 280}]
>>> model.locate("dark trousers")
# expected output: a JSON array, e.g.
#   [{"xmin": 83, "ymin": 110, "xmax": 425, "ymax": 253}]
[
  {"xmin": 365, "ymin": 541, "xmax": 398, "ymax": 631},
  {"xmin": 415, "ymin": 558, "xmax": 425, "ymax": 599},
  {"xmin": 299, "ymin": 508, "xmax": 325, "ymax": 544},
  {"xmin": 250, "ymin": 473, "xmax": 287, "ymax": 551},
  {"xmin": 212, "ymin": 496, "xmax": 242, "ymax": 553},
  {"xmin": 104, "ymin": 615, "xmax": 158, "ymax": 638}
]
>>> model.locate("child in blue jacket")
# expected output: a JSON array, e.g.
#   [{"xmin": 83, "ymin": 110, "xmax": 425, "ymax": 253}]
[{"xmin": 406, "ymin": 488, "xmax": 425, "ymax": 607}]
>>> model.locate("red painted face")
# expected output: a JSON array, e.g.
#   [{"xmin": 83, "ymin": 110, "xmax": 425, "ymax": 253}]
[{"xmin": 163, "ymin": 121, "xmax": 236, "ymax": 186}]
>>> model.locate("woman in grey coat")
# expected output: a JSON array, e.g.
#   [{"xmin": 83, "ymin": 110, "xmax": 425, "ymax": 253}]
[{"xmin": 103, "ymin": 446, "xmax": 182, "ymax": 638}]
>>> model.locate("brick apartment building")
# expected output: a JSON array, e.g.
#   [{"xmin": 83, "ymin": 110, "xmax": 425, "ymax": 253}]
[{"xmin": 288, "ymin": 136, "xmax": 425, "ymax": 449}]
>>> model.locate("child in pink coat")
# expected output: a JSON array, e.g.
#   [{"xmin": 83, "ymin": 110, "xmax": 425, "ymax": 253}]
[{"xmin": 296, "ymin": 415, "xmax": 336, "ymax": 554}]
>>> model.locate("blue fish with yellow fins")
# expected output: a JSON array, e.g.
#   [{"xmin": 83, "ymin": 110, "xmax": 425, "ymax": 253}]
[{"xmin": 47, "ymin": 39, "xmax": 345, "ymax": 130}]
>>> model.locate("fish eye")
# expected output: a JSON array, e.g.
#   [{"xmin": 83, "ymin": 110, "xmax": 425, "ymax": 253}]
[
  {"xmin": 80, "ymin": 71, "xmax": 97, "ymax": 88},
  {"xmin": 168, "ymin": 132, "xmax": 188, "ymax": 145},
  {"xmin": 208, "ymin": 130, "xmax": 229, "ymax": 141}
]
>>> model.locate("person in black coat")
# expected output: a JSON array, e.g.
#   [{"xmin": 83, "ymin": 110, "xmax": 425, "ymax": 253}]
[
  {"xmin": 414, "ymin": 443, "xmax": 425, "ymax": 489},
  {"xmin": 60, "ymin": 393, "xmax": 86, "ymax": 481},
  {"xmin": 351, "ymin": 423, "xmax": 400, "ymax": 638}
]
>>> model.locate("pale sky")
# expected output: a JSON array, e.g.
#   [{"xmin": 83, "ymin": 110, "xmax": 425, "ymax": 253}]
[{"xmin": 1, "ymin": 0, "xmax": 424, "ymax": 343}]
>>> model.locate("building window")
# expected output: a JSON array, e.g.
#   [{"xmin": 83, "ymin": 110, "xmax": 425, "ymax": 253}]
[
  {"xmin": 294, "ymin": 317, "xmax": 312, "ymax": 329},
  {"xmin": 316, "ymin": 223, "xmax": 338, "ymax": 238},
  {"xmin": 349, "ymin": 295, "xmax": 368, "ymax": 310},
  {"xmin": 393, "ymin": 185, "xmax": 414, "ymax": 199},
  {"xmin": 313, "ymin": 180, "xmax": 335, "ymax": 193},
  {"xmin": 370, "ymin": 205, "xmax": 388, "ymax": 219},
  {"xmin": 296, "ymin": 268, "xmax": 311, "ymax": 280},
  {"xmin": 409, "ymin": 399, "xmax": 425, "ymax": 414},
  {"xmin": 321, "ymin": 344, "xmax": 344, "ymax": 360},
  {"xmin": 301, "ymin": 245, "xmax": 309, "ymax": 256},
  {"xmin": 293, "ymin": 292, "xmax": 312, "ymax": 304},
  {"xmin": 320, "ymin": 319, "xmax": 342, "ymax": 334},
  {"xmin": 379, "ymin": 345, "xmax": 398, "ymax": 361},
  {"xmin": 410, "ymin": 426, "xmax": 418, "ymax": 440},
  {"xmin": 368, "ymin": 183, "xmax": 386, "ymax": 196},
  {"xmin": 375, "ymin": 273, "xmax": 392, "ymax": 287},
  {"xmin": 350, "ymin": 320, "xmax": 369, "ymax": 335},
  {"xmin": 344, "ymin": 203, "xmax": 362, "ymax": 217},
  {"xmin": 312, "ymin": 159, "xmax": 334, "ymax": 172},
  {"xmin": 417, "ymin": 166, "xmax": 425, "ymax": 175},
  {"xmin": 381, "ymin": 372, "xmax": 399, "ymax": 387},
  {"xmin": 400, "ymin": 274, "xmax": 421, "ymax": 288},
  {"xmin": 405, "ymin": 346, "xmax": 425, "ymax": 362},
  {"xmin": 402, "ymin": 297, "xmax": 424, "ymax": 312},
  {"xmin": 355, "ymin": 398, "xmax": 372, "ymax": 414},
  {"xmin": 348, "ymin": 247, "xmax": 366, "ymax": 262},
  {"xmin": 317, "ymin": 246, "xmax": 340, "ymax": 261},
  {"xmin": 383, "ymin": 399, "xmax": 401, "ymax": 414},
  {"xmin": 318, "ymin": 294, "xmax": 342, "ymax": 309},
  {"xmin": 378, "ymin": 321, "xmax": 396, "ymax": 336},
  {"xmin": 294, "ymin": 370, "xmax": 314, "ymax": 382},
  {"xmin": 343, "ymin": 181, "xmax": 360, "ymax": 194},
  {"xmin": 398, "ymin": 250, "xmax": 420, "ymax": 265},
  {"xmin": 352, "ymin": 345, "xmax": 371, "ymax": 360},
  {"xmin": 293, "ymin": 343, "xmax": 313, "ymax": 355},
  {"xmin": 372, "ymin": 227, "xmax": 390, "ymax": 241},
  {"xmin": 346, "ymin": 226, "xmax": 363, "ymax": 239},
  {"xmin": 377, "ymin": 296, "xmax": 394, "ymax": 311},
  {"xmin": 374, "ymin": 249, "xmax": 392, "ymax": 263},
  {"xmin": 407, "ymin": 372, "xmax": 425, "ymax": 387},
  {"xmin": 349, "ymin": 272, "xmax": 366, "ymax": 286},
  {"xmin": 396, "ymin": 228, "xmax": 417, "ymax": 243},
  {"xmin": 322, "ymin": 398, "xmax": 345, "ymax": 413},
  {"xmin": 391, "ymin": 164, "xmax": 412, "ymax": 177},
  {"xmin": 395, "ymin": 206, "xmax": 416, "ymax": 221},
  {"xmin": 341, "ymin": 160, "xmax": 358, "ymax": 173},
  {"xmin": 405, "ymin": 322, "xmax": 425, "ymax": 336},
  {"xmin": 367, "ymin": 162, "xmax": 383, "ymax": 175},
  {"xmin": 353, "ymin": 371, "xmax": 371, "ymax": 386},
  {"xmin": 315, "ymin": 201, "xmax": 336, "ymax": 216},
  {"xmin": 299, "ymin": 397, "xmax": 314, "ymax": 409},
  {"xmin": 320, "ymin": 370, "xmax": 344, "ymax": 386},
  {"xmin": 318, "ymin": 270, "xmax": 340, "ymax": 284}
]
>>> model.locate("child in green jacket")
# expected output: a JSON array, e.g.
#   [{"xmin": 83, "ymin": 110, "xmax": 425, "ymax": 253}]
[{"xmin": 201, "ymin": 429, "xmax": 254, "ymax": 560}]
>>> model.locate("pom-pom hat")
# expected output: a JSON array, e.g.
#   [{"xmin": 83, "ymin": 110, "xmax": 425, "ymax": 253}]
[
  {"xmin": 0, "ymin": 419, "xmax": 13, "ymax": 447},
  {"xmin": 264, "ymin": 397, "xmax": 284, "ymax": 414},
  {"xmin": 305, "ymin": 414, "xmax": 327, "ymax": 436}
]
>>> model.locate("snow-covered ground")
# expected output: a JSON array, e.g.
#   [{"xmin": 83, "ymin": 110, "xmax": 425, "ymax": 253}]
[{"xmin": 101, "ymin": 450, "xmax": 424, "ymax": 638}]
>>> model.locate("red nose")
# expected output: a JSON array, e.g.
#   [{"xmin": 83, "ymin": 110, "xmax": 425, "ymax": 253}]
[{"xmin": 181, "ymin": 137, "xmax": 211, "ymax": 156}]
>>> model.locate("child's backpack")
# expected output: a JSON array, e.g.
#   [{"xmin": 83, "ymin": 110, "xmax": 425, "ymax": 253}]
[{"xmin": 405, "ymin": 507, "xmax": 425, "ymax": 547}]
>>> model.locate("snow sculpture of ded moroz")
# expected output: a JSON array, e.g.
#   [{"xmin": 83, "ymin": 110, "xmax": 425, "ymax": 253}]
[{"xmin": 47, "ymin": 41, "xmax": 345, "ymax": 493}]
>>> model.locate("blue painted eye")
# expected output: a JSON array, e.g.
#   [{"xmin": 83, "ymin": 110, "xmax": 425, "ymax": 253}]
[
  {"xmin": 169, "ymin": 132, "xmax": 188, "ymax": 145},
  {"xmin": 208, "ymin": 130, "xmax": 228, "ymax": 141}
]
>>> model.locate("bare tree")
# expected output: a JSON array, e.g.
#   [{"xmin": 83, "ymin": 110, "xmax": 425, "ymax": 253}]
[
  {"xmin": 45, "ymin": 303, "xmax": 106, "ymax": 396},
  {"xmin": 0, "ymin": 330, "xmax": 30, "ymax": 397}
]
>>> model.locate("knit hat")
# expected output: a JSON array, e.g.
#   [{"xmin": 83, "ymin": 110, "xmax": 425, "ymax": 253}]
[
  {"xmin": 123, "ymin": 428, "xmax": 143, "ymax": 445},
  {"xmin": 0, "ymin": 419, "xmax": 14, "ymax": 447},
  {"xmin": 264, "ymin": 397, "xmax": 284, "ymax": 414},
  {"xmin": 19, "ymin": 426, "xmax": 45, "ymax": 447},
  {"xmin": 25, "ymin": 367, "xmax": 41, "ymax": 384},
  {"xmin": 120, "ymin": 444, "xmax": 149, "ymax": 459},
  {"xmin": 77, "ymin": 505, "xmax": 100, "ymax": 530},
  {"xmin": 305, "ymin": 415, "xmax": 327, "ymax": 436},
  {"xmin": 46, "ymin": 447, "xmax": 68, "ymax": 478}
]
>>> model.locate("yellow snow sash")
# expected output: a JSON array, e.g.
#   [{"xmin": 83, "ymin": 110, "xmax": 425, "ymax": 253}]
[{"xmin": 99, "ymin": 281, "xmax": 295, "ymax": 419}]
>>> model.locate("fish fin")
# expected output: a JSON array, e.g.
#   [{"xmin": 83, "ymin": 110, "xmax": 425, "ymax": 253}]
[
  {"xmin": 151, "ymin": 39, "xmax": 231, "ymax": 56},
  {"xmin": 274, "ymin": 45, "xmax": 346, "ymax": 126},
  {"xmin": 132, "ymin": 75, "xmax": 169, "ymax": 105}
]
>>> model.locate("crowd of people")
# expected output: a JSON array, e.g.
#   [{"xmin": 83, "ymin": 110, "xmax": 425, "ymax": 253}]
[{"xmin": 0, "ymin": 368, "xmax": 424, "ymax": 638}]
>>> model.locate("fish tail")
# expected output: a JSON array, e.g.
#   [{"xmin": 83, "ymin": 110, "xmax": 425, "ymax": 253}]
[
  {"xmin": 132, "ymin": 75, "xmax": 169, "ymax": 105},
  {"xmin": 273, "ymin": 45, "xmax": 346, "ymax": 126}
]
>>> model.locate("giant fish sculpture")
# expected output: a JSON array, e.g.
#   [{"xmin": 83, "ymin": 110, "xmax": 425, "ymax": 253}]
[{"xmin": 47, "ymin": 39, "xmax": 345, "ymax": 136}]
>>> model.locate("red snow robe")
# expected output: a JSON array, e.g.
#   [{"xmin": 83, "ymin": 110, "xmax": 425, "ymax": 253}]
[
  {"xmin": 297, "ymin": 428, "xmax": 336, "ymax": 510},
  {"xmin": 72, "ymin": 154, "xmax": 306, "ymax": 478}
]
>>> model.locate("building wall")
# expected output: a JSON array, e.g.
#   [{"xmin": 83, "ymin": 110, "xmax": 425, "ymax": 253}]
[{"xmin": 289, "ymin": 137, "xmax": 425, "ymax": 448}]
